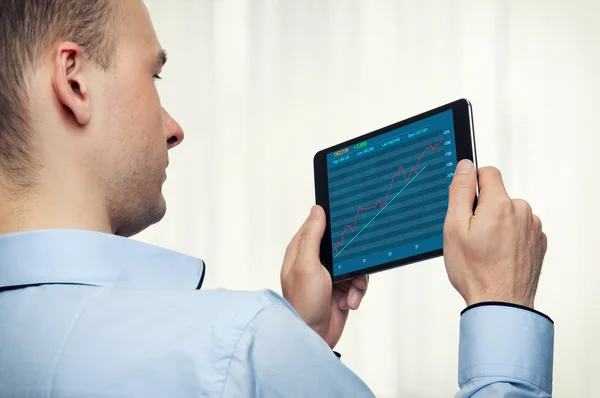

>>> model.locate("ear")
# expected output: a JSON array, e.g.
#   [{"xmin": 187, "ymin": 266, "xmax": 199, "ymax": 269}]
[{"xmin": 51, "ymin": 42, "xmax": 92, "ymax": 126}]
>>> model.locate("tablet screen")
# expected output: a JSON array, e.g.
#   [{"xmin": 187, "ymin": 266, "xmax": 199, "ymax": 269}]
[{"xmin": 326, "ymin": 109, "xmax": 458, "ymax": 277}]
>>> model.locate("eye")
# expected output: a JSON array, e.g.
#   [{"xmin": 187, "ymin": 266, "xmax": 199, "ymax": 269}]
[{"xmin": 153, "ymin": 74, "xmax": 162, "ymax": 81}]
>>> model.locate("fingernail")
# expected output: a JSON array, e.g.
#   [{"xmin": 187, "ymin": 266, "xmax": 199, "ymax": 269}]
[
  {"xmin": 456, "ymin": 159, "xmax": 473, "ymax": 174},
  {"xmin": 309, "ymin": 205, "xmax": 320, "ymax": 220},
  {"xmin": 350, "ymin": 290, "xmax": 360, "ymax": 308}
]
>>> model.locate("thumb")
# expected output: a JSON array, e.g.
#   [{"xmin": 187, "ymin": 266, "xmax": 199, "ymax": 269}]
[
  {"xmin": 446, "ymin": 159, "xmax": 477, "ymax": 232},
  {"xmin": 296, "ymin": 205, "xmax": 326, "ymax": 266}
]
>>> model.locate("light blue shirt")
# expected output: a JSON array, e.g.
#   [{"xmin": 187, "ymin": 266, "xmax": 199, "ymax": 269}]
[{"xmin": 0, "ymin": 229, "xmax": 554, "ymax": 397}]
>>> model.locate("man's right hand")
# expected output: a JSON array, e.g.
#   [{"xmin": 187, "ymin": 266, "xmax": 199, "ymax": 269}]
[{"xmin": 443, "ymin": 159, "xmax": 548, "ymax": 308}]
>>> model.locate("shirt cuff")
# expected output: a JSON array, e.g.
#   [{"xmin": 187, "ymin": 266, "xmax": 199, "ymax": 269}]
[{"xmin": 458, "ymin": 302, "xmax": 555, "ymax": 395}]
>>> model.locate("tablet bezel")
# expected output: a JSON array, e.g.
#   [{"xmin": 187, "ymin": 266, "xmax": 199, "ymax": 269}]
[{"xmin": 313, "ymin": 98, "xmax": 478, "ymax": 283}]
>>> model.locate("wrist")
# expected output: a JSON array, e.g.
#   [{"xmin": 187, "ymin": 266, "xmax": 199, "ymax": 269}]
[
  {"xmin": 467, "ymin": 299, "xmax": 534, "ymax": 309},
  {"xmin": 461, "ymin": 301, "xmax": 554, "ymax": 324},
  {"xmin": 465, "ymin": 293, "xmax": 534, "ymax": 310}
]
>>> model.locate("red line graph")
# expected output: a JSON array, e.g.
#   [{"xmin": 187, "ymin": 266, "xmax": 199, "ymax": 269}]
[{"xmin": 333, "ymin": 138, "xmax": 444, "ymax": 254}]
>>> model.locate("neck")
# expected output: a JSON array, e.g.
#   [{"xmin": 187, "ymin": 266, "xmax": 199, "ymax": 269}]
[{"xmin": 0, "ymin": 166, "xmax": 112, "ymax": 235}]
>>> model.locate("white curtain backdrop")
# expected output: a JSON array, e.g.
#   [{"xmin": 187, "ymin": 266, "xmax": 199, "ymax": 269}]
[{"xmin": 136, "ymin": 1, "xmax": 600, "ymax": 396}]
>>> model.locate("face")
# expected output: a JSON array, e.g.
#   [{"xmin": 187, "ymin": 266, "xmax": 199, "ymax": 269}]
[{"xmin": 90, "ymin": 0, "xmax": 184, "ymax": 237}]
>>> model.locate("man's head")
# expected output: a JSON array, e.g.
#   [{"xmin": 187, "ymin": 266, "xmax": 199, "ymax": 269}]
[{"xmin": 0, "ymin": 0, "xmax": 184, "ymax": 237}]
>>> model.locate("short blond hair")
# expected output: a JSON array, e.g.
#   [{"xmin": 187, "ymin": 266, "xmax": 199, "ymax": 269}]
[{"xmin": 0, "ymin": 0, "xmax": 118, "ymax": 190}]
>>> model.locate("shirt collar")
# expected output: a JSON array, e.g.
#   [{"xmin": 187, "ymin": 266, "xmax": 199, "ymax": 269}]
[{"xmin": 0, "ymin": 229, "xmax": 205, "ymax": 291}]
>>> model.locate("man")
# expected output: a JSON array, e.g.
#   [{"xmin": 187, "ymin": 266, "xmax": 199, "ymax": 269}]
[{"xmin": 0, "ymin": 0, "xmax": 553, "ymax": 397}]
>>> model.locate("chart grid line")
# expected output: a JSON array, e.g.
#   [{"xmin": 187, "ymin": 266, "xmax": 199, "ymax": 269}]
[
  {"xmin": 334, "ymin": 166, "xmax": 427, "ymax": 257},
  {"xmin": 332, "ymin": 139, "xmax": 443, "ymax": 254}
]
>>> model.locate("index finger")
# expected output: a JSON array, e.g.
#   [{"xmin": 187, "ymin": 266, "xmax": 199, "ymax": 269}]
[
  {"xmin": 476, "ymin": 166, "xmax": 510, "ymax": 208},
  {"xmin": 351, "ymin": 275, "xmax": 369, "ymax": 291}
]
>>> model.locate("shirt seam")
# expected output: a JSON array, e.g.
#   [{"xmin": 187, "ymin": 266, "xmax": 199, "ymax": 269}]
[
  {"xmin": 49, "ymin": 291, "xmax": 94, "ymax": 397},
  {"xmin": 218, "ymin": 299, "xmax": 291, "ymax": 398}
]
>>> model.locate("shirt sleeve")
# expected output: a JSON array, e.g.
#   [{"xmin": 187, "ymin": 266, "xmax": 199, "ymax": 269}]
[
  {"xmin": 220, "ymin": 300, "xmax": 376, "ymax": 398},
  {"xmin": 455, "ymin": 302, "xmax": 555, "ymax": 398},
  {"xmin": 221, "ymin": 294, "xmax": 554, "ymax": 397}
]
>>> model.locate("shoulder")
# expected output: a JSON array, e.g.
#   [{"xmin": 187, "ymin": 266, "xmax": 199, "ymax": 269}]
[
  {"xmin": 95, "ymin": 288, "xmax": 306, "ymax": 388},
  {"xmin": 81, "ymin": 286, "xmax": 302, "ymax": 354},
  {"xmin": 1, "ymin": 285, "xmax": 303, "ymax": 397},
  {"xmin": 186, "ymin": 287, "xmax": 303, "ymax": 332},
  {"xmin": 195, "ymin": 287, "xmax": 298, "ymax": 315},
  {"xmin": 90, "ymin": 287, "xmax": 305, "ymax": 395},
  {"xmin": 85, "ymin": 286, "xmax": 299, "ymax": 326}
]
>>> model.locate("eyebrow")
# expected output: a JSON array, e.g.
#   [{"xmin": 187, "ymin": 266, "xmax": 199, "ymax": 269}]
[{"xmin": 156, "ymin": 49, "xmax": 167, "ymax": 69}]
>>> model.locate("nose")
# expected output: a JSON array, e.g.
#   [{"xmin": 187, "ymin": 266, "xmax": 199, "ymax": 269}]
[{"xmin": 163, "ymin": 108, "xmax": 184, "ymax": 149}]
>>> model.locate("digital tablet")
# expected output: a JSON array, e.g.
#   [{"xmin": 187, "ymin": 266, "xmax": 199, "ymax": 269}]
[{"xmin": 313, "ymin": 98, "xmax": 478, "ymax": 283}]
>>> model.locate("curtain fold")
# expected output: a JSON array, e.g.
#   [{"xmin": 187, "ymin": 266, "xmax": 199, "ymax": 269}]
[{"xmin": 138, "ymin": 1, "xmax": 600, "ymax": 396}]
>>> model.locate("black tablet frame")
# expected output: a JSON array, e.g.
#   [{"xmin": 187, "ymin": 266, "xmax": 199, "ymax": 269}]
[{"xmin": 313, "ymin": 98, "xmax": 478, "ymax": 283}]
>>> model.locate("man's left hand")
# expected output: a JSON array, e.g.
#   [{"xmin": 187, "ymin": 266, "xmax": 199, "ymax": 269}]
[{"xmin": 281, "ymin": 205, "xmax": 369, "ymax": 349}]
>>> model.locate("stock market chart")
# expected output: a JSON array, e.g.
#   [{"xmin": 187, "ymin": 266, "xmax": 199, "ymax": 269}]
[{"xmin": 326, "ymin": 109, "xmax": 457, "ymax": 276}]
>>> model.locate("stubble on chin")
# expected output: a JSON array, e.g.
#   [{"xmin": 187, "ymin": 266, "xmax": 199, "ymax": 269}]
[{"xmin": 109, "ymin": 177, "xmax": 168, "ymax": 237}]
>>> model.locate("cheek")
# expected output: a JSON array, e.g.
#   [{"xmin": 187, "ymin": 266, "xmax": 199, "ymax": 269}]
[
  {"xmin": 140, "ymin": 84, "xmax": 166, "ymax": 138},
  {"xmin": 139, "ymin": 91, "xmax": 169, "ymax": 173},
  {"xmin": 110, "ymin": 76, "xmax": 159, "ymax": 124},
  {"xmin": 121, "ymin": 82, "xmax": 163, "ymax": 136},
  {"xmin": 104, "ymin": 80, "xmax": 166, "ymax": 168}
]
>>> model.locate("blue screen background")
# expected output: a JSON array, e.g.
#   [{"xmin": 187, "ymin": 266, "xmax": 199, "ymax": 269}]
[{"xmin": 326, "ymin": 109, "xmax": 458, "ymax": 277}]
